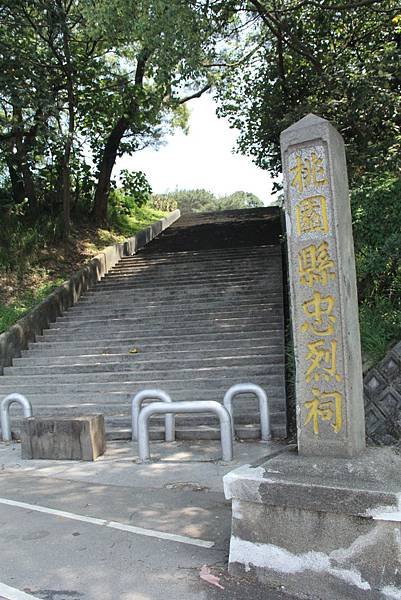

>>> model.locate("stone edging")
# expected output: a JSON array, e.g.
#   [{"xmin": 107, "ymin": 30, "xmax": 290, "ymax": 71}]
[{"xmin": 0, "ymin": 209, "xmax": 180, "ymax": 374}]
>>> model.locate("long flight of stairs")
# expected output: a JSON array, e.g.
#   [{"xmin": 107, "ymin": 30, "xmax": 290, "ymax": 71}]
[{"xmin": 0, "ymin": 208, "xmax": 287, "ymax": 440}]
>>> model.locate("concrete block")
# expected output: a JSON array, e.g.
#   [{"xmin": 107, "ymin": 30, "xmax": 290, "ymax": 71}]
[
  {"xmin": 21, "ymin": 414, "xmax": 106, "ymax": 461},
  {"xmin": 224, "ymin": 447, "xmax": 401, "ymax": 599}
]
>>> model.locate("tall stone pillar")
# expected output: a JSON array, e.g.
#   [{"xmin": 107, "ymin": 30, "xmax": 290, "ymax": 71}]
[
  {"xmin": 223, "ymin": 115, "xmax": 401, "ymax": 599},
  {"xmin": 280, "ymin": 113, "xmax": 365, "ymax": 457}
]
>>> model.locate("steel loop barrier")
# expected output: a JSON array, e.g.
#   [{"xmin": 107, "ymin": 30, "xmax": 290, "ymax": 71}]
[
  {"xmin": 137, "ymin": 400, "xmax": 233, "ymax": 462},
  {"xmin": 0, "ymin": 393, "xmax": 33, "ymax": 442},
  {"xmin": 132, "ymin": 389, "xmax": 175, "ymax": 442},
  {"xmin": 223, "ymin": 383, "xmax": 271, "ymax": 441}
]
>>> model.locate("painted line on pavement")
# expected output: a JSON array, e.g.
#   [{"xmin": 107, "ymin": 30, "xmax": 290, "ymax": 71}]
[
  {"xmin": 0, "ymin": 497, "xmax": 214, "ymax": 548},
  {"xmin": 0, "ymin": 582, "xmax": 41, "ymax": 600},
  {"xmin": 107, "ymin": 520, "xmax": 213, "ymax": 546}
]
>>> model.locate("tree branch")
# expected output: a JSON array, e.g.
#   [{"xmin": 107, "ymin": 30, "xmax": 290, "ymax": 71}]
[{"xmin": 176, "ymin": 84, "xmax": 211, "ymax": 105}]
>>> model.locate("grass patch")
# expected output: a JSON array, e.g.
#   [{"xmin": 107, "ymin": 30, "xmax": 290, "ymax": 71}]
[{"xmin": 0, "ymin": 278, "xmax": 65, "ymax": 333}]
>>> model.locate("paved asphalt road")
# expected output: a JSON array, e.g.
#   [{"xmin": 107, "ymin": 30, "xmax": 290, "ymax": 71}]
[{"xmin": 0, "ymin": 441, "xmax": 301, "ymax": 600}]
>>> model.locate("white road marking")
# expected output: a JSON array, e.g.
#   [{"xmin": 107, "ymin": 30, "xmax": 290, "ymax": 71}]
[
  {"xmin": 107, "ymin": 520, "xmax": 214, "ymax": 547},
  {"xmin": 0, "ymin": 582, "xmax": 42, "ymax": 600},
  {"xmin": 0, "ymin": 497, "xmax": 214, "ymax": 548}
]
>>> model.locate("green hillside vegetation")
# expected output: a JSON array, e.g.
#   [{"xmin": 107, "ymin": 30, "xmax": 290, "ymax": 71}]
[{"xmin": 150, "ymin": 189, "xmax": 264, "ymax": 213}]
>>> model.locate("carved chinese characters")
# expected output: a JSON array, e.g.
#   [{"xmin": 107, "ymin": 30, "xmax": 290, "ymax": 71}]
[
  {"xmin": 281, "ymin": 114, "xmax": 365, "ymax": 457},
  {"xmin": 289, "ymin": 144, "xmax": 345, "ymax": 438}
]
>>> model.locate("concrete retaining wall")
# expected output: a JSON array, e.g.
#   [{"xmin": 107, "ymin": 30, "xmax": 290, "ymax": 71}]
[{"xmin": 0, "ymin": 210, "xmax": 180, "ymax": 375}]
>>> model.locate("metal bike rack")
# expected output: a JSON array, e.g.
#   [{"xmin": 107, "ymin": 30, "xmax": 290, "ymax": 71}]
[
  {"xmin": 137, "ymin": 400, "xmax": 233, "ymax": 462},
  {"xmin": 131, "ymin": 389, "xmax": 175, "ymax": 442},
  {"xmin": 223, "ymin": 383, "xmax": 271, "ymax": 441},
  {"xmin": 0, "ymin": 393, "xmax": 33, "ymax": 442}
]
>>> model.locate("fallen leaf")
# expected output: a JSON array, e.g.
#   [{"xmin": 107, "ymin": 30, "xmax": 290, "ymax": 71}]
[
  {"xmin": 200, "ymin": 565, "xmax": 224, "ymax": 590},
  {"xmin": 128, "ymin": 347, "xmax": 139, "ymax": 354}
]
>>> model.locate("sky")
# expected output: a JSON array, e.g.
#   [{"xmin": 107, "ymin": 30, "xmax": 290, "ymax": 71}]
[{"xmin": 116, "ymin": 95, "xmax": 276, "ymax": 204}]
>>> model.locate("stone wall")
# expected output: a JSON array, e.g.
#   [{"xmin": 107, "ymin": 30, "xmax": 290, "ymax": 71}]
[{"xmin": 364, "ymin": 341, "xmax": 401, "ymax": 445}]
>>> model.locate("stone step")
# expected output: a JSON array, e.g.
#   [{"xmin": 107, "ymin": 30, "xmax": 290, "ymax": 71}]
[
  {"xmin": 0, "ymin": 373, "xmax": 279, "ymax": 394},
  {"xmin": 80, "ymin": 287, "xmax": 282, "ymax": 304},
  {"xmin": 50, "ymin": 306, "xmax": 283, "ymax": 326},
  {"xmin": 98, "ymin": 271, "xmax": 280, "ymax": 288},
  {"xmin": 105, "ymin": 264, "xmax": 276, "ymax": 278},
  {"xmin": 4, "ymin": 354, "xmax": 282, "ymax": 376},
  {"xmin": 121, "ymin": 252, "xmax": 280, "ymax": 267},
  {"xmin": 78, "ymin": 291, "xmax": 284, "ymax": 307},
  {"xmin": 113, "ymin": 249, "xmax": 278, "ymax": 262},
  {"xmin": 104, "ymin": 423, "xmax": 286, "ymax": 441},
  {"xmin": 40, "ymin": 324, "xmax": 283, "ymax": 342},
  {"xmin": 102, "ymin": 259, "xmax": 281, "ymax": 281},
  {"xmin": 22, "ymin": 338, "xmax": 282, "ymax": 357},
  {"xmin": 15, "ymin": 345, "xmax": 283, "ymax": 366},
  {"xmin": 30, "ymin": 329, "xmax": 280, "ymax": 351},
  {"xmin": 119, "ymin": 247, "xmax": 277, "ymax": 259},
  {"xmin": 120, "ymin": 246, "xmax": 279, "ymax": 262},
  {"xmin": 82, "ymin": 281, "xmax": 282, "ymax": 296},
  {"xmin": 47, "ymin": 314, "xmax": 283, "ymax": 334},
  {"xmin": 95, "ymin": 279, "xmax": 280, "ymax": 293},
  {"xmin": 95, "ymin": 266, "xmax": 281, "ymax": 288},
  {"xmin": 3, "ymin": 386, "xmax": 286, "ymax": 407},
  {"xmin": 5, "ymin": 422, "xmax": 287, "ymax": 443},
  {"xmin": 70, "ymin": 296, "xmax": 281, "ymax": 313},
  {"xmin": 7, "ymin": 405, "xmax": 284, "ymax": 424},
  {"xmin": 60, "ymin": 301, "xmax": 282, "ymax": 320},
  {"xmin": 0, "ymin": 362, "xmax": 281, "ymax": 384}
]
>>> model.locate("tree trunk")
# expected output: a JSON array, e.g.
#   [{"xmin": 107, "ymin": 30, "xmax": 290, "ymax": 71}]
[
  {"xmin": 61, "ymin": 157, "xmax": 71, "ymax": 239},
  {"xmin": 92, "ymin": 116, "xmax": 129, "ymax": 222},
  {"xmin": 92, "ymin": 49, "xmax": 149, "ymax": 223},
  {"xmin": 58, "ymin": 0, "xmax": 75, "ymax": 240},
  {"xmin": 20, "ymin": 157, "xmax": 37, "ymax": 211},
  {"xmin": 6, "ymin": 158, "xmax": 25, "ymax": 204},
  {"xmin": 12, "ymin": 105, "xmax": 38, "ymax": 212}
]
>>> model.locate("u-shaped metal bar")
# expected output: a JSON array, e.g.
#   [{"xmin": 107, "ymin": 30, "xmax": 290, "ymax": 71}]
[
  {"xmin": 138, "ymin": 400, "xmax": 233, "ymax": 462},
  {"xmin": 131, "ymin": 389, "xmax": 175, "ymax": 442},
  {"xmin": 0, "ymin": 393, "xmax": 33, "ymax": 442},
  {"xmin": 223, "ymin": 384, "xmax": 271, "ymax": 441}
]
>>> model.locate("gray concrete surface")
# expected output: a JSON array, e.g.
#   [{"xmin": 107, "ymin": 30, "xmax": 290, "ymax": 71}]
[
  {"xmin": 0, "ymin": 440, "xmax": 299, "ymax": 600},
  {"xmin": 224, "ymin": 446, "xmax": 401, "ymax": 599}
]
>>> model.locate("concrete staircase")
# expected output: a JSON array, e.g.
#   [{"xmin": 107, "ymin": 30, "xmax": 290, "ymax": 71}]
[{"xmin": 0, "ymin": 208, "xmax": 287, "ymax": 440}]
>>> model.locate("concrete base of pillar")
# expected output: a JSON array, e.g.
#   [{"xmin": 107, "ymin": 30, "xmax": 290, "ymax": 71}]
[
  {"xmin": 21, "ymin": 414, "xmax": 106, "ymax": 461},
  {"xmin": 223, "ymin": 446, "xmax": 401, "ymax": 599}
]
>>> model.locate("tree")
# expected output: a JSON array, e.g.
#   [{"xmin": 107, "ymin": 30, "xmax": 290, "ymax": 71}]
[
  {"xmin": 152, "ymin": 189, "xmax": 217, "ymax": 213},
  {"xmin": 217, "ymin": 190, "xmax": 263, "ymax": 209},
  {"xmin": 83, "ymin": 0, "xmax": 230, "ymax": 222},
  {"xmin": 0, "ymin": 0, "xmax": 107, "ymax": 236},
  {"xmin": 214, "ymin": 0, "xmax": 401, "ymax": 183},
  {"xmin": 151, "ymin": 188, "xmax": 263, "ymax": 212},
  {"xmin": 0, "ymin": 0, "xmax": 225, "ymax": 232}
]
